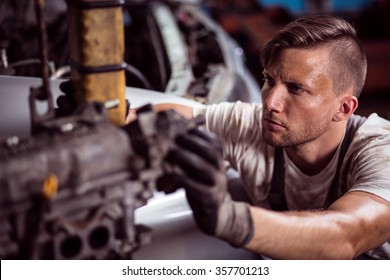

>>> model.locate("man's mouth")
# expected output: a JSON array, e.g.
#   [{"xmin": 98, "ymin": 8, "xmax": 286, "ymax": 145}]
[{"xmin": 263, "ymin": 117, "xmax": 286, "ymax": 130}]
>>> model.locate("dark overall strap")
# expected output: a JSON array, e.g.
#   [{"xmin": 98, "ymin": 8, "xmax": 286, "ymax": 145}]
[
  {"xmin": 269, "ymin": 147, "xmax": 287, "ymax": 211},
  {"xmin": 269, "ymin": 115, "xmax": 367, "ymax": 211}
]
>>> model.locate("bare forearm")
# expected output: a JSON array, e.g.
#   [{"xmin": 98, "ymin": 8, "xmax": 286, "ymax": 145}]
[
  {"xmin": 245, "ymin": 206, "xmax": 362, "ymax": 259},
  {"xmin": 153, "ymin": 103, "xmax": 193, "ymax": 119},
  {"xmin": 245, "ymin": 192, "xmax": 390, "ymax": 259},
  {"xmin": 126, "ymin": 103, "xmax": 193, "ymax": 123}
]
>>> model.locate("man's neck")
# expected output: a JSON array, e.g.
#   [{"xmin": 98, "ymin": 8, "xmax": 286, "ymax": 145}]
[{"xmin": 284, "ymin": 123, "xmax": 346, "ymax": 176}]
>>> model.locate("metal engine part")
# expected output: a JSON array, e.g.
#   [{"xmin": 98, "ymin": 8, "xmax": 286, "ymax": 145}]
[{"xmin": 0, "ymin": 102, "xmax": 201, "ymax": 259}]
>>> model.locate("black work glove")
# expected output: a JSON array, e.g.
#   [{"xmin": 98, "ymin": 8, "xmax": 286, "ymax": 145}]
[{"xmin": 167, "ymin": 128, "xmax": 254, "ymax": 247}]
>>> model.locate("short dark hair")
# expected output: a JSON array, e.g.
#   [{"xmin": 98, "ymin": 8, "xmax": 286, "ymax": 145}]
[{"xmin": 260, "ymin": 15, "xmax": 367, "ymax": 97}]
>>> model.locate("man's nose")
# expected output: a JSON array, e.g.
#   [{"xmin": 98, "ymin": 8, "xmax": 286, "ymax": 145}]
[{"xmin": 263, "ymin": 86, "xmax": 285, "ymax": 113}]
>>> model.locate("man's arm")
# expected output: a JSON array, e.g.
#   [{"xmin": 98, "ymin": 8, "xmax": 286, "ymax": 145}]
[
  {"xmin": 167, "ymin": 127, "xmax": 390, "ymax": 259},
  {"xmin": 126, "ymin": 103, "xmax": 193, "ymax": 123},
  {"xmin": 246, "ymin": 191, "xmax": 390, "ymax": 259}
]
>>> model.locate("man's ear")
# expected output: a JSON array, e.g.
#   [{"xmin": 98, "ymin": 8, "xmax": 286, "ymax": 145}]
[{"xmin": 333, "ymin": 95, "xmax": 358, "ymax": 122}]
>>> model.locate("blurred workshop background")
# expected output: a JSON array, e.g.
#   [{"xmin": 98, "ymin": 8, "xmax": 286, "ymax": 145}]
[
  {"xmin": 205, "ymin": 0, "xmax": 390, "ymax": 119},
  {"xmin": 1, "ymin": 0, "xmax": 389, "ymax": 119}
]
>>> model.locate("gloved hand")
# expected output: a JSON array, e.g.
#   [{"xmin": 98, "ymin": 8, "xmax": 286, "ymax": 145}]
[{"xmin": 167, "ymin": 128, "xmax": 254, "ymax": 247}]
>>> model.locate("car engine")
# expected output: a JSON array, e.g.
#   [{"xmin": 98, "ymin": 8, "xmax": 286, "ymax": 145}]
[{"xmin": 0, "ymin": 0, "xmax": 205, "ymax": 259}]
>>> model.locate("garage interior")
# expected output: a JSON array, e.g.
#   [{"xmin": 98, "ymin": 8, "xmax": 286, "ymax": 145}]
[
  {"xmin": 208, "ymin": 0, "xmax": 390, "ymax": 119},
  {"xmin": 1, "ymin": 1, "xmax": 389, "ymax": 120},
  {"xmin": 0, "ymin": 0, "xmax": 389, "ymax": 260}
]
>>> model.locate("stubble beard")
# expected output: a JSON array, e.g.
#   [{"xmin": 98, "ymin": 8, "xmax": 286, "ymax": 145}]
[{"xmin": 261, "ymin": 115, "xmax": 331, "ymax": 148}]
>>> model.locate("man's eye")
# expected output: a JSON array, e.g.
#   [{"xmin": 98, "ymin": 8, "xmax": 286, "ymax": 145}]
[
  {"xmin": 287, "ymin": 83, "xmax": 303, "ymax": 94},
  {"xmin": 262, "ymin": 75, "xmax": 274, "ymax": 87}
]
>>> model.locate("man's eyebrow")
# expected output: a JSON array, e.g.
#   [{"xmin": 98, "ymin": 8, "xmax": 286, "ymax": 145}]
[{"xmin": 285, "ymin": 77, "xmax": 306, "ymax": 87}]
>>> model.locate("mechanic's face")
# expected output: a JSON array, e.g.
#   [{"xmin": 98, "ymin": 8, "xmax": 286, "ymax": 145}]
[{"xmin": 261, "ymin": 47, "xmax": 339, "ymax": 147}]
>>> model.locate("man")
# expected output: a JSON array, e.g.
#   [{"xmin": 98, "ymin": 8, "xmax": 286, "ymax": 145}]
[{"xmin": 129, "ymin": 15, "xmax": 390, "ymax": 259}]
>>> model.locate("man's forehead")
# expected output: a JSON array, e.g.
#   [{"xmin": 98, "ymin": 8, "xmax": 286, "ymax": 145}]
[
  {"xmin": 263, "ymin": 47, "xmax": 334, "ymax": 93},
  {"xmin": 265, "ymin": 47, "xmax": 331, "ymax": 75}
]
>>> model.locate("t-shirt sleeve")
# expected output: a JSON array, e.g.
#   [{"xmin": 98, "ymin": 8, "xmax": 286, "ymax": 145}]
[
  {"xmin": 192, "ymin": 101, "xmax": 262, "ymax": 166},
  {"xmin": 346, "ymin": 114, "xmax": 390, "ymax": 202},
  {"xmin": 193, "ymin": 101, "xmax": 275, "ymax": 204}
]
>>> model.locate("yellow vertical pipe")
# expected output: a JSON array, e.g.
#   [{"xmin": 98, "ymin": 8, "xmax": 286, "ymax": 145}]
[{"xmin": 67, "ymin": 0, "xmax": 126, "ymax": 125}]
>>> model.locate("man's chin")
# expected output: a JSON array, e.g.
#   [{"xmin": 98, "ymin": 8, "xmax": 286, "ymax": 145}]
[
  {"xmin": 264, "ymin": 138, "xmax": 281, "ymax": 147},
  {"xmin": 263, "ymin": 134, "xmax": 280, "ymax": 147},
  {"xmin": 262, "ymin": 132, "xmax": 289, "ymax": 147}
]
